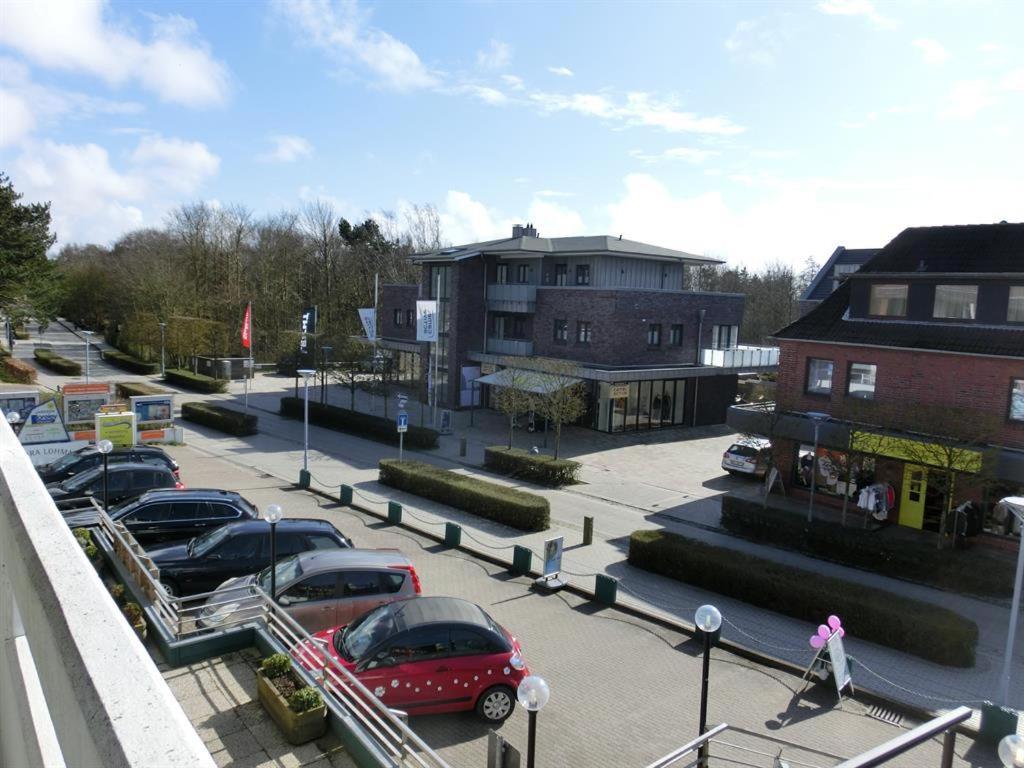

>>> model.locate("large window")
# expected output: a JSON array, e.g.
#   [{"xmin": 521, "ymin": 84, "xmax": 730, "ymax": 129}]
[
  {"xmin": 869, "ymin": 284, "xmax": 908, "ymax": 317},
  {"xmin": 576, "ymin": 321, "xmax": 592, "ymax": 343},
  {"xmin": 517, "ymin": 264, "xmax": 529, "ymax": 283},
  {"xmin": 576, "ymin": 264, "xmax": 591, "ymax": 286},
  {"xmin": 553, "ymin": 319, "xmax": 567, "ymax": 342},
  {"xmin": 806, "ymin": 358, "xmax": 834, "ymax": 395},
  {"xmin": 647, "ymin": 324, "xmax": 661, "ymax": 346},
  {"xmin": 393, "ymin": 309, "xmax": 403, "ymax": 327},
  {"xmin": 1009, "ymin": 287, "xmax": 1024, "ymax": 322},
  {"xmin": 670, "ymin": 324, "xmax": 683, "ymax": 346},
  {"xmin": 1011, "ymin": 379, "xmax": 1024, "ymax": 422},
  {"xmin": 933, "ymin": 285, "xmax": 977, "ymax": 320},
  {"xmin": 847, "ymin": 362, "xmax": 877, "ymax": 399},
  {"xmin": 712, "ymin": 325, "xmax": 737, "ymax": 349},
  {"xmin": 555, "ymin": 264, "xmax": 567, "ymax": 286},
  {"xmin": 496, "ymin": 264, "xmax": 508, "ymax": 284}
]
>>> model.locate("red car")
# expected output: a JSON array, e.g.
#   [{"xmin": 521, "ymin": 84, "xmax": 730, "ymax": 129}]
[{"xmin": 297, "ymin": 596, "xmax": 529, "ymax": 723}]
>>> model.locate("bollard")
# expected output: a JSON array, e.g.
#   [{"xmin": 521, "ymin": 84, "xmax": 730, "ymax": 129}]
[
  {"xmin": 445, "ymin": 522, "xmax": 462, "ymax": 547},
  {"xmin": 340, "ymin": 484, "xmax": 353, "ymax": 505},
  {"xmin": 459, "ymin": 437, "xmax": 467, "ymax": 457},
  {"xmin": 298, "ymin": 469, "xmax": 311, "ymax": 489},
  {"xmin": 511, "ymin": 545, "xmax": 533, "ymax": 575},
  {"xmin": 595, "ymin": 574, "xmax": 618, "ymax": 605},
  {"xmin": 388, "ymin": 501, "xmax": 403, "ymax": 525},
  {"xmin": 583, "ymin": 516, "xmax": 594, "ymax": 546}
]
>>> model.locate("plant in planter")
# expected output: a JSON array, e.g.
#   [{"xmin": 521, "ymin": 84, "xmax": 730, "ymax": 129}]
[
  {"xmin": 256, "ymin": 653, "xmax": 327, "ymax": 745},
  {"xmin": 122, "ymin": 601, "xmax": 147, "ymax": 640},
  {"xmin": 73, "ymin": 528, "xmax": 104, "ymax": 570},
  {"xmin": 109, "ymin": 583, "xmax": 126, "ymax": 603}
]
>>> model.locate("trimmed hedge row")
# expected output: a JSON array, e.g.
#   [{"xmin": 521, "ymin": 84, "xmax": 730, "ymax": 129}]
[
  {"xmin": 102, "ymin": 349, "xmax": 159, "ymax": 375},
  {"xmin": 34, "ymin": 348, "xmax": 82, "ymax": 376},
  {"xmin": 13, "ymin": 327, "xmax": 29, "ymax": 340},
  {"xmin": 720, "ymin": 495, "xmax": 1013, "ymax": 598},
  {"xmin": 379, "ymin": 459, "xmax": 550, "ymax": 532},
  {"xmin": 182, "ymin": 401, "xmax": 257, "ymax": 436},
  {"xmin": 280, "ymin": 397, "xmax": 438, "ymax": 449},
  {"xmin": 2, "ymin": 357, "xmax": 36, "ymax": 383},
  {"xmin": 116, "ymin": 381, "xmax": 171, "ymax": 398},
  {"xmin": 483, "ymin": 446, "xmax": 581, "ymax": 487},
  {"xmin": 164, "ymin": 368, "xmax": 228, "ymax": 393},
  {"xmin": 628, "ymin": 529, "xmax": 978, "ymax": 667}
]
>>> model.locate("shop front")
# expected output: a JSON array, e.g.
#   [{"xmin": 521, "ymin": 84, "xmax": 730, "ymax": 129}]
[{"xmin": 594, "ymin": 379, "xmax": 688, "ymax": 432}]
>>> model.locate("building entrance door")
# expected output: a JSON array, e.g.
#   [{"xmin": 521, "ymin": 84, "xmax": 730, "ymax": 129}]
[{"xmin": 899, "ymin": 464, "xmax": 927, "ymax": 529}]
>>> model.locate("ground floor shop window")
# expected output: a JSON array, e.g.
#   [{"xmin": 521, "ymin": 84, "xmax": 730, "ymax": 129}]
[
  {"xmin": 597, "ymin": 379, "xmax": 686, "ymax": 432},
  {"xmin": 793, "ymin": 443, "xmax": 875, "ymax": 500}
]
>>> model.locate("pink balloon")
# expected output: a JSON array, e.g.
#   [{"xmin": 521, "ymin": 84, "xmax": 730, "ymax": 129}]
[
  {"xmin": 828, "ymin": 615, "xmax": 842, "ymax": 631},
  {"xmin": 838, "ymin": 628, "xmax": 845, "ymax": 638},
  {"xmin": 817, "ymin": 624, "xmax": 830, "ymax": 639},
  {"xmin": 810, "ymin": 635, "xmax": 826, "ymax": 649}
]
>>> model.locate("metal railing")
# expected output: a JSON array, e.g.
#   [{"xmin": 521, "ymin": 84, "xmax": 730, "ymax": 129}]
[
  {"xmin": 834, "ymin": 706, "xmax": 971, "ymax": 768},
  {"xmin": 701, "ymin": 346, "xmax": 780, "ymax": 368},
  {"xmin": 486, "ymin": 283, "xmax": 537, "ymax": 313},
  {"xmin": 644, "ymin": 723, "xmax": 728, "ymax": 768},
  {"xmin": 486, "ymin": 337, "xmax": 534, "ymax": 356}
]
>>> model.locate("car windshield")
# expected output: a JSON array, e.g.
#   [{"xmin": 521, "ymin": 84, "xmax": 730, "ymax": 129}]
[
  {"xmin": 256, "ymin": 556, "xmax": 302, "ymax": 595},
  {"xmin": 61, "ymin": 465, "xmax": 103, "ymax": 491},
  {"xmin": 50, "ymin": 449, "xmax": 93, "ymax": 471},
  {"xmin": 191, "ymin": 525, "xmax": 234, "ymax": 558},
  {"xmin": 338, "ymin": 605, "xmax": 396, "ymax": 662}
]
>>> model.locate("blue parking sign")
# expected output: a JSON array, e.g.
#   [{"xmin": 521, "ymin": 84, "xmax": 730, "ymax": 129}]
[{"xmin": 397, "ymin": 412, "xmax": 409, "ymax": 432}]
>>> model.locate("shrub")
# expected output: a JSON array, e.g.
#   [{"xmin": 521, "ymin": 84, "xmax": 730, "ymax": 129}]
[
  {"xmin": 116, "ymin": 381, "xmax": 171, "ymax": 399},
  {"xmin": 261, "ymin": 653, "xmax": 292, "ymax": 679},
  {"xmin": 720, "ymin": 495, "xmax": 1014, "ymax": 598},
  {"xmin": 379, "ymin": 459, "xmax": 550, "ymax": 532},
  {"xmin": 164, "ymin": 368, "xmax": 228, "ymax": 393},
  {"xmin": 109, "ymin": 583, "xmax": 126, "ymax": 603},
  {"xmin": 1, "ymin": 357, "xmax": 35, "ymax": 383},
  {"xmin": 182, "ymin": 401, "xmax": 257, "ymax": 436},
  {"xmin": 102, "ymin": 349, "xmax": 159, "ymax": 375},
  {"xmin": 72, "ymin": 528, "xmax": 92, "ymax": 544},
  {"xmin": 122, "ymin": 602, "xmax": 142, "ymax": 623},
  {"xmin": 13, "ymin": 326, "xmax": 29, "ymax": 340},
  {"xmin": 484, "ymin": 446, "xmax": 580, "ymax": 487},
  {"xmin": 288, "ymin": 686, "xmax": 324, "ymax": 714},
  {"xmin": 280, "ymin": 397, "xmax": 438, "ymax": 449},
  {"xmin": 627, "ymin": 529, "xmax": 978, "ymax": 667},
  {"xmin": 33, "ymin": 348, "xmax": 82, "ymax": 376}
]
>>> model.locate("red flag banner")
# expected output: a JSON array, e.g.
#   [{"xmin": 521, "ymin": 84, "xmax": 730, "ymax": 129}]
[{"xmin": 241, "ymin": 303, "xmax": 252, "ymax": 349}]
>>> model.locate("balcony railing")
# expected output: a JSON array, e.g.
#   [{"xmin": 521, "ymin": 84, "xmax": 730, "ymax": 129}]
[
  {"xmin": 702, "ymin": 345, "xmax": 779, "ymax": 369},
  {"xmin": 486, "ymin": 283, "xmax": 536, "ymax": 313},
  {"xmin": 486, "ymin": 337, "xmax": 534, "ymax": 356}
]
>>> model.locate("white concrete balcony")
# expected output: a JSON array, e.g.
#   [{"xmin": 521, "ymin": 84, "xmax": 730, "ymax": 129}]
[
  {"xmin": 701, "ymin": 345, "xmax": 779, "ymax": 369},
  {"xmin": 486, "ymin": 337, "xmax": 534, "ymax": 356},
  {"xmin": 486, "ymin": 283, "xmax": 537, "ymax": 313}
]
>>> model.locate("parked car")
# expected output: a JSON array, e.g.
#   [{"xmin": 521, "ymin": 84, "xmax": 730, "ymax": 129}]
[
  {"xmin": 48, "ymin": 462, "xmax": 181, "ymax": 507},
  {"xmin": 197, "ymin": 549, "xmax": 421, "ymax": 632},
  {"xmin": 721, "ymin": 438, "xmax": 772, "ymax": 478},
  {"xmin": 62, "ymin": 488, "xmax": 258, "ymax": 545},
  {"xmin": 298, "ymin": 596, "xmax": 529, "ymax": 723},
  {"xmin": 37, "ymin": 445, "xmax": 180, "ymax": 484},
  {"xmin": 149, "ymin": 518, "xmax": 353, "ymax": 597}
]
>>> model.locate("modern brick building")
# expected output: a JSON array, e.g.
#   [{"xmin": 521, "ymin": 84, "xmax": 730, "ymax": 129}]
[
  {"xmin": 377, "ymin": 225, "xmax": 778, "ymax": 432},
  {"xmin": 730, "ymin": 222, "xmax": 1024, "ymax": 532}
]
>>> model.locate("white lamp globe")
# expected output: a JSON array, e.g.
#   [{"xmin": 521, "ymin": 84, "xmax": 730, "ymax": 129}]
[
  {"xmin": 265, "ymin": 504, "xmax": 283, "ymax": 524},
  {"xmin": 695, "ymin": 604, "xmax": 722, "ymax": 633},
  {"xmin": 999, "ymin": 734, "xmax": 1024, "ymax": 767},
  {"xmin": 5, "ymin": 411, "xmax": 20, "ymax": 425},
  {"xmin": 97, "ymin": 439, "xmax": 113, "ymax": 454},
  {"xmin": 517, "ymin": 675, "xmax": 550, "ymax": 712}
]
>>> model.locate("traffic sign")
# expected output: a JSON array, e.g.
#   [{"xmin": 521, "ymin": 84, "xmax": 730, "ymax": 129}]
[{"xmin": 396, "ymin": 412, "xmax": 409, "ymax": 433}]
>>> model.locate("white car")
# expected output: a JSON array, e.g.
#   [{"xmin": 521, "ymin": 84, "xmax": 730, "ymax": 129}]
[{"xmin": 721, "ymin": 439, "xmax": 771, "ymax": 478}]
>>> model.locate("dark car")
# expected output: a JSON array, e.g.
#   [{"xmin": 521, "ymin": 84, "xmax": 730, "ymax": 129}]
[
  {"xmin": 148, "ymin": 518, "xmax": 353, "ymax": 596},
  {"xmin": 48, "ymin": 463, "xmax": 181, "ymax": 507},
  {"xmin": 37, "ymin": 445, "xmax": 180, "ymax": 485},
  {"xmin": 63, "ymin": 488, "xmax": 259, "ymax": 546}
]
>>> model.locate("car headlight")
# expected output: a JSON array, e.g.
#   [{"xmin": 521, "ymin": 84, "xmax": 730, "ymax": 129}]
[
  {"xmin": 509, "ymin": 652, "xmax": 525, "ymax": 671},
  {"xmin": 200, "ymin": 602, "xmax": 240, "ymax": 626}
]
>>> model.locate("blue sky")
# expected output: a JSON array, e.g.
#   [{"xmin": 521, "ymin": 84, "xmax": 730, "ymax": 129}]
[{"xmin": 1, "ymin": 0, "xmax": 1022, "ymax": 268}]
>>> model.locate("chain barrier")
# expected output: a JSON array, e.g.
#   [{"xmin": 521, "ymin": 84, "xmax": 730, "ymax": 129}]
[
  {"xmin": 846, "ymin": 655, "xmax": 991, "ymax": 706},
  {"xmin": 721, "ymin": 616, "xmax": 810, "ymax": 655}
]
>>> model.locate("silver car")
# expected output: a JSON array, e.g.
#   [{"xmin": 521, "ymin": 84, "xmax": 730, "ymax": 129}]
[{"xmin": 197, "ymin": 549, "xmax": 422, "ymax": 633}]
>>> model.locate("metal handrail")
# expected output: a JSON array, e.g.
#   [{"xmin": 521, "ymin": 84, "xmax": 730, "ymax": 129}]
[
  {"xmin": 644, "ymin": 723, "xmax": 729, "ymax": 768},
  {"xmin": 834, "ymin": 707, "xmax": 971, "ymax": 768}
]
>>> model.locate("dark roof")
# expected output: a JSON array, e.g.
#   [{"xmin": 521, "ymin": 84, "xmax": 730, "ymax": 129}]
[
  {"xmin": 775, "ymin": 281, "xmax": 1024, "ymax": 358},
  {"xmin": 858, "ymin": 222, "xmax": 1024, "ymax": 274},
  {"xmin": 389, "ymin": 597, "xmax": 489, "ymax": 631},
  {"xmin": 801, "ymin": 246, "xmax": 881, "ymax": 302}
]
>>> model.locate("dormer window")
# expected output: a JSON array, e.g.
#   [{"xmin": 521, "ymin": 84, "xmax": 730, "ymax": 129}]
[
  {"xmin": 868, "ymin": 284, "xmax": 908, "ymax": 317},
  {"xmin": 1009, "ymin": 287, "xmax": 1024, "ymax": 322},
  {"xmin": 933, "ymin": 285, "xmax": 977, "ymax": 320}
]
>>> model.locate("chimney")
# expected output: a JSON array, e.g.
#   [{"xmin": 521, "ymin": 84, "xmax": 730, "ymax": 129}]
[{"xmin": 512, "ymin": 223, "xmax": 539, "ymax": 238}]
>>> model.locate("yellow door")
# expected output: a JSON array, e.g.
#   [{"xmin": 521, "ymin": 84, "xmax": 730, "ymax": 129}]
[{"xmin": 899, "ymin": 465, "xmax": 927, "ymax": 529}]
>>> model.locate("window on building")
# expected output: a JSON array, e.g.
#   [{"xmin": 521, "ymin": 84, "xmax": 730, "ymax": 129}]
[
  {"xmin": 553, "ymin": 319, "xmax": 567, "ymax": 342},
  {"xmin": 711, "ymin": 325, "xmax": 737, "ymax": 349},
  {"xmin": 393, "ymin": 309, "xmax": 403, "ymax": 327},
  {"xmin": 576, "ymin": 321, "xmax": 592, "ymax": 343},
  {"xmin": 647, "ymin": 324, "xmax": 661, "ymax": 346},
  {"xmin": 847, "ymin": 362, "xmax": 877, "ymax": 399},
  {"xmin": 493, "ymin": 316, "xmax": 507, "ymax": 338},
  {"xmin": 832, "ymin": 263, "xmax": 859, "ymax": 290},
  {"xmin": 555, "ymin": 264, "xmax": 568, "ymax": 286},
  {"xmin": 517, "ymin": 264, "xmax": 529, "ymax": 283},
  {"xmin": 1008, "ymin": 287, "xmax": 1024, "ymax": 322},
  {"xmin": 868, "ymin": 284, "xmax": 908, "ymax": 317},
  {"xmin": 670, "ymin": 324, "xmax": 684, "ymax": 346},
  {"xmin": 933, "ymin": 285, "xmax": 977, "ymax": 320},
  {"xmin": 406, "ymin": 309, "xmax": 414, "ymax": 327},
  {"xmin": 496, "ymin": 264, "xmax": 509, "ymax": 284},
  {"xmin": 512, "ymin": 316, "xmax": 526, "ymax": 338},
  {"xmin": 806, "ymin": 358, "xmax": 834, "ymax": 395},
  {"xmin": 1011, "ymin": 379, "xmax": 1024, "ymax": 422},
  {"xmin": 576, "ymin": 264, "xmax": 591, "ymax": 286}
]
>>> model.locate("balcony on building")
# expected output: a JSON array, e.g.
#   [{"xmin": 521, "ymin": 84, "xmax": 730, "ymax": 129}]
[
  {"xmin": 486, "ymin": 337, "xmax": 534, "ymax": 356},
  {"xmin": 701, "ymin": 345, "xmax": 779, "ymax": 370},
  {"xmin": 486, "ymin": 283, "xmax": 537, "ymax": 313}
]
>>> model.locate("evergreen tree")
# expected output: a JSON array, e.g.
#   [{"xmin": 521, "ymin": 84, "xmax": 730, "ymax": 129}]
[{"xmin": 0, "ymin": 172, "xmax": 59, "ymax": 321}]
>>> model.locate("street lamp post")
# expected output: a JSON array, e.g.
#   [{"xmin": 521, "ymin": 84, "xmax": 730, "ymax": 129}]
[
  {"xmin": 83, "ymin": 330, "xmax": 94, "ymax": 383},
  {"xmin": 97, "ymin": 439, "xmax": 113, "ymax": 513},
  {"xmin": 159, "ymin": 322, "xmax": 166, "ymax": 377},
  {"xmin": 265, "ymin": 503, "xmax": 283, "ymax": 603},
  {"xmin": 695, "ymin": 604, "xmax": 722, "ymax": 768},
  {"xmin": 297, "ymin": 369, "xmax": 315, "ymax": 487},
  {"xmin": 806, "ymin": 411, "xmax": 830, "ymax": 524},
  {"xmin": 996, "ymin": 497, "xmax": 1024, "ymax": 706},
  {"xmin": 517, "ymin": 675, "xmax": 550, "ymax": 768}
]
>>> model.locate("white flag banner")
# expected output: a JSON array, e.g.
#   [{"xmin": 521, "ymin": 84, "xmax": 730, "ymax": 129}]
[
  {"xmin": 358, "ymin": 308, "xmax": 376, "ymax": 341},
  {"xmin": 416, "ymin": 300, "xmax": 438, "ymax": 341}
]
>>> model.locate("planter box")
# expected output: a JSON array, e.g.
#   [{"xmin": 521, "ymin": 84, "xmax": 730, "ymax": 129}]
[{"xmin": 256, "ymin": 669, "xmax": 326, "ymax": 745}]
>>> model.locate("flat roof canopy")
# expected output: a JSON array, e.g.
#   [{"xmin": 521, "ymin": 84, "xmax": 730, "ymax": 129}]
[{"xmin": 476, "ymin": 368, "xmax": 581, "ymax": 394}]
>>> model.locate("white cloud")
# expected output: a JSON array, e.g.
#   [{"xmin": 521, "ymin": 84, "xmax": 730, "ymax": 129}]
[
  {"xmin": 456, "ymin": 85, "xmax": 508, "ymax": 105},
  {"xmin": 0, "ymin": 89, "xmax": 35, "ymax": 147},
  {"xmin": 724, "ymin": 18, "xmax": 791, "ymax": 67},
  {"xmin": 477, "ymin": 40, "xmax": 512, "ymax": 70},
  {"xmin": 0, "ymin": 3, "xmax": 229, "ymax": 107},
  {"xmin": 501, "ymin": 74, "xmax": 526, "ymax": 91},
  {"xmin": 273, "ymin": 0, "xmax": 438, "ymax": 91},
  {"xmin": 530, "ymin": 91, "xmax": 744, "ymax": 136},
  {"xmin": 535, "ymin": 190, "xmax": 575, "ymax": 198},
  {"xmin": 438, "ymin": 190, "xmax": 586, "ymax": 244},
  {"xmin": 1002, "ymin": 69, "xmax": 1024, "ymax": 92},
  {"xmin": 941, "ymin": 80, "xmax": 996, "ymax": 119},
  {"xmin": 816, "ymin": 0, "xmax": 896, "ymax": 28},
  {"xmin": 547, "ymin": 66, "xmax": 574, "ymax": 77},
  {"xmin": 130, "ymin": 135, "xmax": 220, "ymax": 193},
  {"xmin": 629, "ymin": 147, "xmax": 717, "ymax": 164},
  {"xmin": 259, "ymin": 134, "xmax": 314, "ymax": 163},
  {"xmin": 526, "ymin": 198, "xmax": 585, "ymax": 237},
  {"xmin": 912, "ymin": 39, "xmax": 949, "ymax": 64}
]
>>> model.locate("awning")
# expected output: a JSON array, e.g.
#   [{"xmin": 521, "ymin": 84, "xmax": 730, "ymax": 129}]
[
  {"xmin": 475, "ymin": 368, "xmax": 581, "ymax": 395},
  {"xmin": 994, "ymin": 497, "xmax": 1024, "ymax": 534}
]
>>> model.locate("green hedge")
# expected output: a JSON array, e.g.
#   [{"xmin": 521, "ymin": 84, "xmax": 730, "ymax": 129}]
[
  {"xmin": 13, "ymin": 327, "xmax": 29, "ymax": 340},
  {"xmin": 1, "ymin": 357, "xmax": 35, "ymax": 383},
  {"xmin": 182, "ymin": 401, "xmax": 257, "ymax": 436},
  {"xmin": 102, "ymin": 349, "xmax": 159, "ymax": 375},
  {"xmin": 280, "ymin": 397, "xmax": 438, "ymax": 449},
  {"xmin": 116, "ymin": 381, "xmax": 171, "ymax": 399},
  {"xmin": 33, "ymin": 348, "xmax": 82, "ymax": 376},
  {"xmin": 628, "ymin": 529, "xmax": 977, "ymax": 667},
  {"xmin": 484, "ymin": 446, "xmax": 581, "ymax": 487},
  {"xmin": 379, "ymin": 459, "xmax": 550, "ymax": 532},
  {"xmin": 164, "ymin": 368, "xmax": 228, "ymax": 393},
  {"xmin": 720, "ymin": 495, "xmax": 1014, "ymax": 598}
]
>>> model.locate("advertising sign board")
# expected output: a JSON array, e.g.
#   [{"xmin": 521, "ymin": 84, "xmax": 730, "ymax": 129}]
[
  {"xmin": 63, "ymin": 382, "xmax": 112, "ymax": 425},
  {"xmin": 0, "ymin": 389, "xmax": 39, "ymax": 416},
  {"xmin": 416, "ymin": 300, "xmax": 438, "ymax": 342},
  {"xmin": 18, "ymin": 400, "xmax": 71, "ymax": 445},
  {"xmin": 95, "ymin": 411, "xmax": 137, "ymax": 447},
  {"xmin": 130, "ymin": 395, "xmax": 174, "ymax": 423}
]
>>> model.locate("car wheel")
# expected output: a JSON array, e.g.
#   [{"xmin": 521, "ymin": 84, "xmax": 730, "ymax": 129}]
[
  {"xmin": 161, "ymin": 580, "xmax": 180, "ymax": 598},
  {"xmin": 476, "ymin": 685, "xmax": 515, "ymax": 723}
]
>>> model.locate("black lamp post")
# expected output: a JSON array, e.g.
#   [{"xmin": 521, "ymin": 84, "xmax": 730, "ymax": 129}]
[
  {"xmin": 97, "ymin": 439, "xmax": 113, "ymax": 513},
  {"xmin": 694, "ymin": 604, "xmax": 722, "ymax": 768},
  {"xmin": 265, "ymin": 503, "xmax": 283, "ymax": 602},
  {"xmin": 517, "ymin": 675, "xmax": 549, "ymax": 768}
]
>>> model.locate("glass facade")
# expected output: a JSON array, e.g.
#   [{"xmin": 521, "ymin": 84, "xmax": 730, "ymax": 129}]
[{"xmin": 596, "ymin": 379, "xmax": 687, "ymax": 432}]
